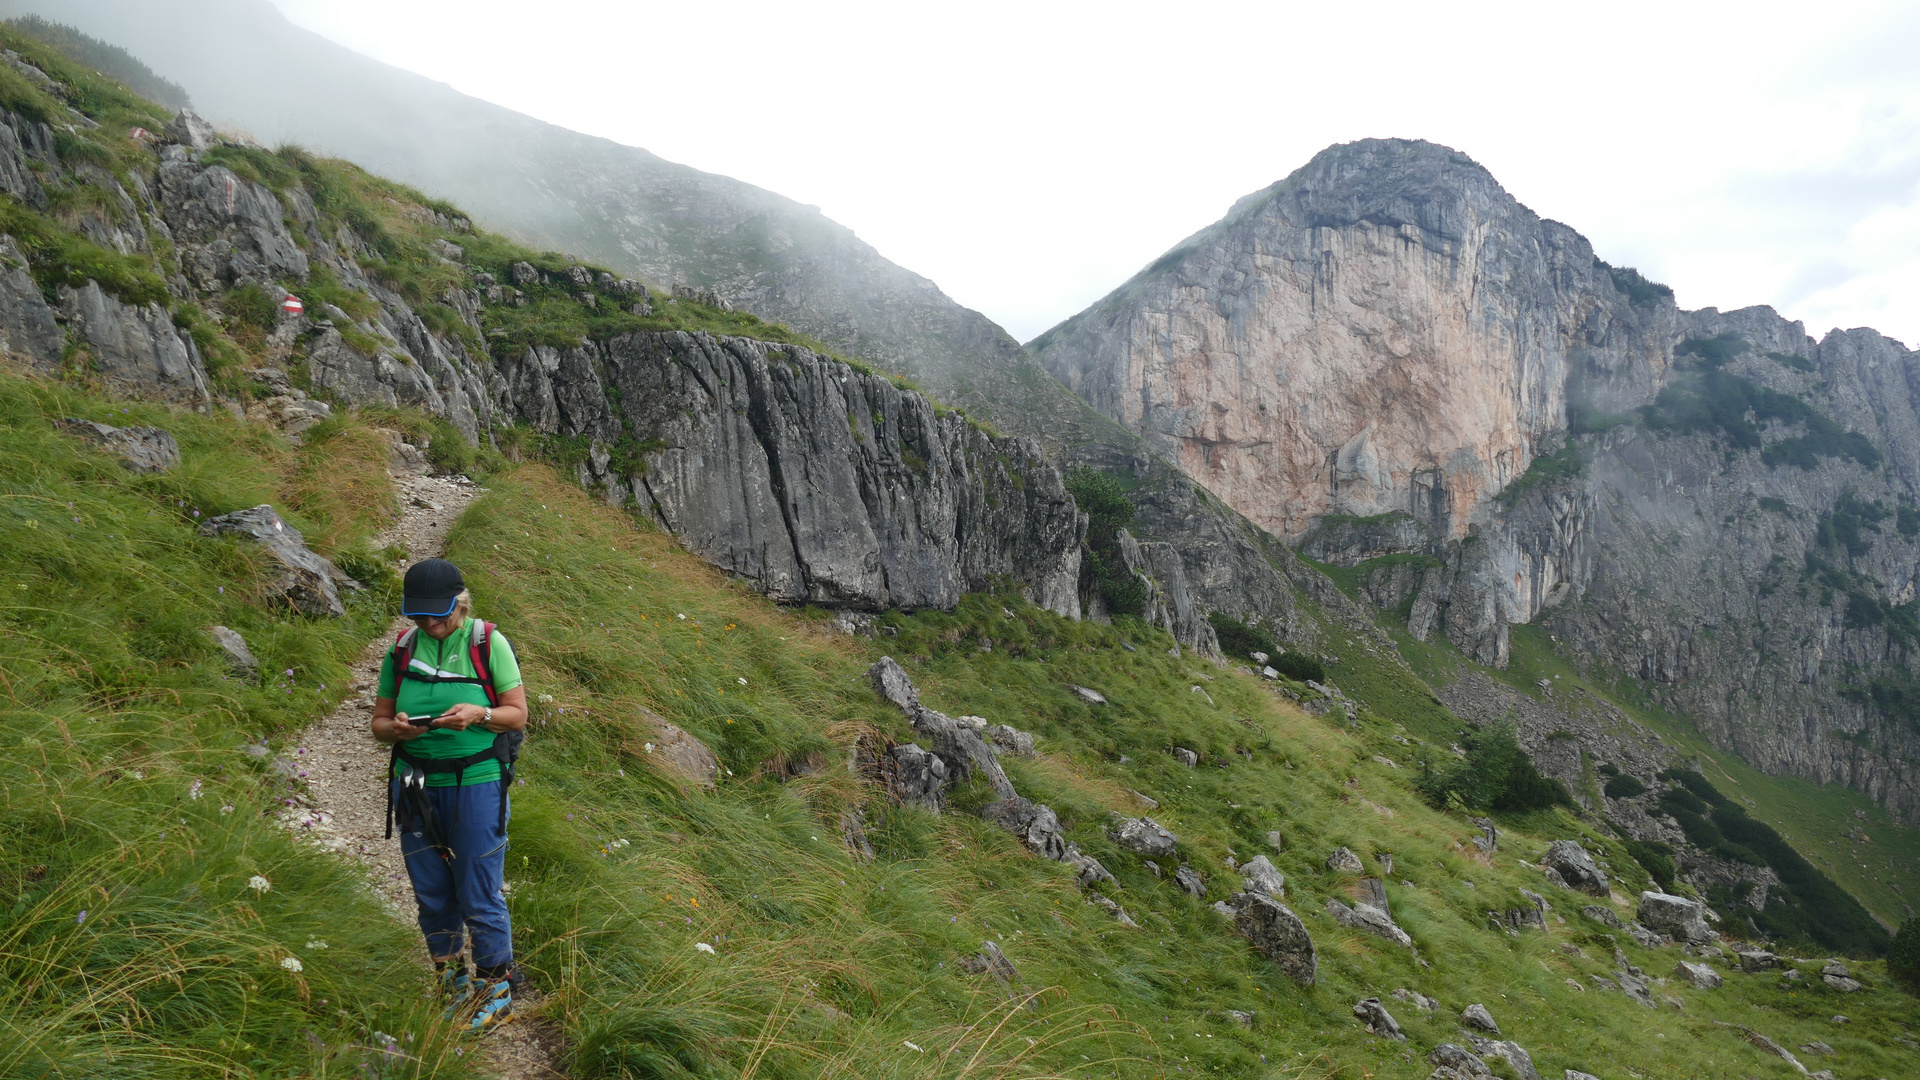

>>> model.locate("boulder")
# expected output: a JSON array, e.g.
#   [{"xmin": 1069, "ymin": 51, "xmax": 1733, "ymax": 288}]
[
  {"xmin": 1085, "ymin": 894, "xmax": 1139, "ymax": 928},
  {"xmin": 635, "ymin": 705, "xmax": 718, "ymax": 788},
  {"xmin": 1358, "ymin": 877, "xmax": 1391, "ymax": 917},
  {"xmin": 1822, "ymin": 973, "xmax": 1862, "ymax": 993},
  {"xmin": 1110, "ymin": 816, "xmax": 1178, "ymax": 858},
  {"xmin": 1070, "ymin": 685, "xmax": 1107, "ymax": 705},
  {"xmin": 1428, "ymin": 1044, "xmax": 1492, "ymax": 1078},
  {"xmin": 1174, "ymin": 865, "xmax": 1206, "ymax": 897},
  {"xmin": 1327, "ymin": 898, "xmax": 1413, "ymax": 947},
  {"xmin": 1466, "ymin": 1037, "xmax": 1542, "ymax": 1080},
  {"xmin": 0, "ymin": 235, "xmax": 62, "ymax": 368},
  {"xmin": 207, "ymin": 625, "xmax": 257, "ymax": 675},
  {"xmin": 1470, "ymin": 816, "xmax": 1498, "ymax": 853},
  {"xmin": 1674, "ymin": 961, "xmax": 1723, "ymax": 989},
  {"xmin": 984, "ymin": 723, "xmax": 1035, "ymax": 757},
  {"xmin": 1169, "ymin": 746, "xmax": 1198, "ymax": 767},
  {"xmin": 1565, "ymin": 1072, "xmax": 1602, "ymax": 1080},
  {"xmin": 54, "ymin": 419, "xmax": 180, "ymax": 473},
  {"xmin": 1613, "ymin": 968, "xmax": 1655, "ymax": 1007},
  {"xmin": 1326, "ymin": 846, "xmax": 1364, "ymax": 873},
  {"xmin": 1352, "ymin": 997, "xmax": 1404, "ymax": 1040},
  {"xmin": 1542, "ymin": 840, "xmax": 1610, "ymax": 896},
  {"xmin": 1240, "ymin": 855, "xmax": 1286, "ymax": 898},
  {"xmin": 198, "ymin": 505, "xmax": 346, "ymax": 617},
  {"xmin": 1637, "ymin": 891, "xmax": 1712, "ymax": 944},
  {"xmin": 1736, "ymin": 949, "xmax": 1778, "ymax": 972},
  {"xmin": 1820, "ymin": 960, "xmax": 1849, "ymax": 978},
  {"xmin": 1392, "ymin": 987, "xmax": 1437, "ymax": 1012},
  {"xmin": 162, "ymin": 109, "xmax": 217, "ymax": 151},
  {"xmin": 1460, "ymin": 1003, "xmax": 1499, "ymax": 1033},
  {"xmin": 887, "ymin": 743, "xmax": 948, "ymax": 810},
  {"xmin": 982, "ymin": 797, "xmax": 1067, "ymax": 861},
  {"xmin": 1582, "ymin": 904, "xmax": 1621, "ymax": 928},
  {"xmin": 1625, "ymin": 920, "xmax": 1667, "ymax": 948},
  {"xmin": 60, "ymin": 282, "xmax": 210, "ymax": 407},
  {"xmin": 1230, "ymin": 892, "xmax": 1317, "ymax": 985},
  {"xmin": 958, "ymin": 940, "xmax": 1018, "ymax": 982}
]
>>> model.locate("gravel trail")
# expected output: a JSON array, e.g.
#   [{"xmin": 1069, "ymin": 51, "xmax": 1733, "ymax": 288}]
[{"xmin": 281, "ymin": 468, "xmax": 567, "ymax": 1079}]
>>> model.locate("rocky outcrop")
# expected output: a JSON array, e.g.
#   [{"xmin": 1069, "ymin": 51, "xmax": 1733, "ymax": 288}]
[
  {"xmin": 1542, "ymin": 840, "xmax": 1610, "ymax": 897},
  {"xmin": 54, "ymin": 418, "xmax": 180, "ymax": 473},
  {"xmin": 0, "ymin": 236, "xmax": 62, "ymax": 367},
  {"xmin": 1229, "ymin": 891, "xmax": 1317, "ymax": 985},
  {"xmin": 198, "ymin": 505, "xmax": 349, "ymax": 617},
  {"xmin": 523, "ymin": 332, "xmax": 1085, "ymax": 616},
  {"xmin": 634, "ymin": 706, "xmax": 719, "ymax": 789},
  {"xmin": 1637, "ymin": 891, "xmax": 1711, "ymax": 944},
  {"xmin": 1110, "ymin": 816, "xmax": 1178, "ymax": 858},
  {"xmin": 59, "ymin": 281, "xmax": 210, "ymax": 407},
  {"xmin": 156, "ymin": 148, "xmax": 309, "ymax": 290},
  {"xmin": 1112, "ymin": 528, "xmax": 1221, "ymax": 656}
]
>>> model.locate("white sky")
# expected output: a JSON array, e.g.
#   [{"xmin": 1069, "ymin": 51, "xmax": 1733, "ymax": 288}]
[{"xmin": 269, "ymin": 0, "xmax": 1920, "ymax": 347}]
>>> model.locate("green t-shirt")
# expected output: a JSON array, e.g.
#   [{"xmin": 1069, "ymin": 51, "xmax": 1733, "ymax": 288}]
[{"xmin": 378, "ymin": 620, "xmax": 523, "ymax": 786}]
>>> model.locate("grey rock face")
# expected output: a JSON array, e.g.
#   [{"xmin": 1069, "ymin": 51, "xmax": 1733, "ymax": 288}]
[
  {"xmin": 1240, "ymin": 855, "xmax": 1285, "ymax": 898},
  {"xmin": 1542, "ymin": 840, "xmax": 1610, "ymax": 897},
  {"xmin": 207, "ymin": 625, "xmax": 257, "ymax": 674},
  {"xmin": 886, "ymin": 743, "xmax": 948, "ymax": 810},
  {"xmin": 1582, "ymin": 904, "xmax": 1622, "ymax": 928},
  {"xmin": 1328, "ymin": 897, "xmax": 1413, "ymax": 947},
  {"xmin": 1229, "ymin": 892, "xmax": 1317, "ymax": 985},
  {"xmin": 1460, "ymin": 1003, "xmax": 1500, "ymax": 1034},
  {"xmin": 1466, "ymin": 1038, "xmax": 1543, "ymax": 1080},
  {"xmin": 157, "ymin": 157, "xmax": 309, "ymax": 290},
  {"xmin": 54, "ymin": 419, "xmax": 180, "ymax": 473},
  {"xmin": 603, "ymin": 333, "xmax": 1082, "ymax": 616},
  {"xmin": 198, "ymin": 505, "xmax": 346, "ymax": 617},
  {"xmin": 959, "ymin": 940, "xmax": 1018, "ymax": 982},
  {"xmin": 1326, "ymin": 846, "xmax": 1364, "ymax": 873},
  {"xmin": 1110, "ymin": 817, "xmax": 1178, "ymax": 858},
  {"xmin": 983, "ymin": 723, "xmax": 1034, "ymax": 758},
  {"xmin": 1352, "ymin": 997, "xmax": 1404, "ymax": 1040},
  {"xmin": 162, "ymin": 109, "xmax": 217, "ymax": 151},
  {"xmin": 1427, "ymin": 1044, "xmax": 1492, "ymax": 1078},
  {"xmin": 1114, "ymin": 528, "xmax": 1221, "ymax": 657},
  {"xmin": 1637, "ymin": 891, "xmax": 1711, "ymax": 944},
  {"xmin": 0, "ymin": 236, "xmax": 62, "ymax": 367},
  {"xmin": 59, "ymin": 282, "xmax": 209, "ymax": 407},
  {"xmin": 1174, "ymin": 865, "xmax": 1206, "ymax": 898},
  {"xmin": 1674, "ymin": 960, "xmax": 1723, "ymax": 989}
]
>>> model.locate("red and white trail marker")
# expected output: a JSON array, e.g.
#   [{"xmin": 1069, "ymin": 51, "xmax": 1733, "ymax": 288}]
[{"xmin": 281, "ymin": 295, "xmax": 304, "ymax": 316}]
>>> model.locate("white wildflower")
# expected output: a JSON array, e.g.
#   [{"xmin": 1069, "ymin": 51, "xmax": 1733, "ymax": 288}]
[
  {"xmin": 644, "ymin": 742, "xmax": 655, "ymax": 754},
  {"xmin": 611, "ymin": 838, "xmax": 630, "ymax": 849},
  {"xmin": 676, "ymin": 613, "xmax": 686, "ymax": 620},
  {"xmin": 247, "ymin": 875, "xmax": 271, "ymax": 893},
  {"xmin": 188, "ymin": 779, "xmax": 203, "ymax": 800},
  {"xmin": 537, "ymin": 693, "xmax": 554, "ymax": 705},
  {"xmin": 280, "ymin": 956, "xmax": 303, "ymax": 972},
  {"xmin": 220, "ymin": 804, "xmax": 234, "ymax": 815},
  {"xmin": 736, "ymin": 677, "xmax": 747, "ymax": 686},
  {"xmin": 904, "ymin": 1040, "xmax": 925, "ymax": 1053},
  {"xmin": 694, "ymin": 942, "xmax": 715, "ymax": 954},
  {"xmin": 305, "ymin": 940, "xmax": 329, "ymax": 950}
]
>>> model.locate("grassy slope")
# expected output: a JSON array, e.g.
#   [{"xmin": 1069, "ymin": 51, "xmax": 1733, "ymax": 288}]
[
  {"xmin": 0, "ymin": 374, "xmax": 481, "ymax": 1079},
  {"xmin": 444, "ymin": 466, "xmax": 1917, "ymax": 1079}
]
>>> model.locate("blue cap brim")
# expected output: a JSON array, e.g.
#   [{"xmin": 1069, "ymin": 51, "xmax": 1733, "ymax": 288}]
[{"xmin": 402, "ymin": 595, "xmax": 458, "ymax": 617}]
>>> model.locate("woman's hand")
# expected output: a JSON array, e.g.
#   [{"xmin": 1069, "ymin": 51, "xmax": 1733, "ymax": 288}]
[{"xmin": 429, "ymin": 702, "xmax": 489, "ymax": 731}]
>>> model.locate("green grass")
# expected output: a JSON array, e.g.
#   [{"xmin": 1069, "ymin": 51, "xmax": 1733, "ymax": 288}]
[
  {"xmin": 423, "ymin": 465, "xmax": 1920, "ymax": 1079},
  {"xmin": 0, "ymin": 373, "xmax": 476, "ymax": 1078}
]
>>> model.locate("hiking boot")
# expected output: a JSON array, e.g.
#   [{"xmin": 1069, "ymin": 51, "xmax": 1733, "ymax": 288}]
[
  {"xmin": 435, "ymin": 963, "xmax": 472, "ymax": 1004},
  {"xmin": 468, "ymin": 978, "xmax": 513, "ymax": 1034}
]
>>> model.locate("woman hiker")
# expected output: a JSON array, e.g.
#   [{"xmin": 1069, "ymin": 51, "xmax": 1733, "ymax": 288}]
[{"xmin": 371, "ymin": 558, "xmax": 530, "ymax": 1033}]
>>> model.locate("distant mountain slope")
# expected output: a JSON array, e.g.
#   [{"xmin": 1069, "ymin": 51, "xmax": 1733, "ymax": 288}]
[{"xmin": 6, "ymin": 0, "xmax": 1030, "ymax": 410}]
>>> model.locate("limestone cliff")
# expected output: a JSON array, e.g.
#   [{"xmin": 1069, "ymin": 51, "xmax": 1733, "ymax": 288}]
[{"xmin": 1032, "ymin": 138, "xmax": 1920, "ymax": 825}]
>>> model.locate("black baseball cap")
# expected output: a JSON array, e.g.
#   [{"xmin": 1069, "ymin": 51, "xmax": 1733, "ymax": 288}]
[{"xmin": 401, "ymin": 558, "xmax": 465, "ymax": 617}]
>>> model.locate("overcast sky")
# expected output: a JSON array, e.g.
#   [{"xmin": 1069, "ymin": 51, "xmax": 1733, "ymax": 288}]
[{"xmin": 268, "ymin": 0, "xmax": 1919, "ymax": 346}]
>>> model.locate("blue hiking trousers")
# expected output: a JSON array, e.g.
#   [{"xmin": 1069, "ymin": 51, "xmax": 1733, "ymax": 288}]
[{"xmin": 392, "ymin": 777, "xmax": 513, "ymax": 968}]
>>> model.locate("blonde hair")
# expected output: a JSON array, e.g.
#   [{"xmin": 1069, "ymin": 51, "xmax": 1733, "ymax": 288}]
[{"xmin": 449, "ymin": 589, "xmax": 473, "ymax": 627}]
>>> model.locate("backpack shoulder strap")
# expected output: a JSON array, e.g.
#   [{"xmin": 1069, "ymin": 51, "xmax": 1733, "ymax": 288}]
[
  {"xmin": 389, "ymin": 626, "xmax": 419, "ymax": 693},
  {"xmin": 468, "ymin": 621, "xmax": 499, "ymax": 707}
]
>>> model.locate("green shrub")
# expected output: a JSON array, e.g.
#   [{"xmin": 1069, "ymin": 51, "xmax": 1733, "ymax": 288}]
[
  {"xmin": 1498, "ymin": 442, "xmax": 1587, "ymax": 505},
  {"xmin": 1607, "ymin": 264, "xmax": 1673, "ymax": 306},
  {"xmin": 1623, "ymin": 838, "xmax": 1678, "ymax": 892},
  {"xmin": 1271, "ymin": 651, "xmax": 1326, "ymax": 684},
  {"xmin": 1640, "ymin": 367, "xmax": 1879, "ymax": 470},
  {"xmin": 1418, "ymin": 721, "xmax": 1571, "ymax": 813},
  {"xmin": 1065, "ymin": 468, "xmax": 1143, "ymax": 617},
  {"xmin": 1209, "ymin": 611, "xmax": 1277, "ymax": 660},
  {"xmin": 1675, "ymin": 334, "xmax": 1750, "ymax": 369},
  {"xmin": 1603, "ymin": 774, "xmax": 1647, "ymax": 799},
  {"xmin": 1891, "ymin": 918, "xmax": 1920, "ymax": 991}
]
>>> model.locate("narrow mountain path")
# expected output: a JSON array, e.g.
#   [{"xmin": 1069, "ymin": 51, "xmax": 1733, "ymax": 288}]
[{"xmin": 280, "ymin": 467, "xmax": 567, "ymax": 1080}]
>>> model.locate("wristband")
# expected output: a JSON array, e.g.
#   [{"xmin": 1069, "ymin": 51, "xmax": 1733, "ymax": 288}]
[{"xmin": 484, "ymin": 706, "xmax": 493, "ymax": 728}]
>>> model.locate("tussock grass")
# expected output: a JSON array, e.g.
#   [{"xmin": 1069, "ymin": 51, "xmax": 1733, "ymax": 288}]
[
  {"xmin": 0, "ymin": 373, "xmax": 473, "ymax": 1078},
  {"xmin": 451, "ymin": 466, "xmax": 1920, "ymax": 1079}
]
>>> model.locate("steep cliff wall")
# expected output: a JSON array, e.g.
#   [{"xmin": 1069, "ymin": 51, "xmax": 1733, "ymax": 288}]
[
  {"xmin": 1031, "ymin": 138, "xmax": 1675, "ymax": 540},
  {"xmin": 1033, "ymin": 137, "xmax": 1920, "ymax": 823},
  {"xmin": 490, "ymin": 331, "xmax": 1085, "ymax": 617}
]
